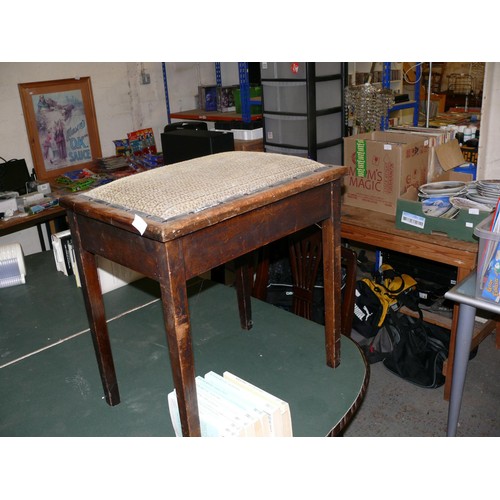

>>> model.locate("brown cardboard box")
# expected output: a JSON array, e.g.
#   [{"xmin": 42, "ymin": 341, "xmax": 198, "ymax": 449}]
[
  {"xmin": 343, "ymin": 131, "xmax": 429, "ymax": 215},
  {"xmin": 385, "ymin": 127, "xmax": 453, "ymax": 181},
  {"xmin": 385, "ymin": 128, "xmax": 467, "ymax": 181}
]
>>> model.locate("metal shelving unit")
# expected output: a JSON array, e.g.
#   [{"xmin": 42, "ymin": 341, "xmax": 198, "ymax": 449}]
[{"xmin": 164, "ymin": 62, "xmax": 261, "ymax": 124}]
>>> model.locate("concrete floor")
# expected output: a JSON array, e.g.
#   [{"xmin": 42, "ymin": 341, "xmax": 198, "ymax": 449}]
[
  {"xmin": 343, "ymin": 331, "xmax": 500, "ymax": 437},
  {"xmin": 341, "ymin": 245, "xmax": 500, "ymax": 437}
]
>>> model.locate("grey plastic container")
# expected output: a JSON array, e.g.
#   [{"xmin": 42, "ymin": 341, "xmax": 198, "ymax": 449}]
[
  {"xmin": 317, "ymin": 144, "xmax": 343, "ymax": 165},
  {"xmin": 264, "ymin": 144, "xmax": 309, "ymax": 158},
  {"xmin": 264, "ymin": 144, "xmax": 343, "ymax": 166},
  {"xmin": 264, "ymin": 112, "xmax": 343, "ymax": 148},
  {"xmin": 262, "ymin": 79, "xmax": 342, "ymax": 114},
  {"xmin": 260, "ymin": 62, "xmax": 342, "ymax": 80}
]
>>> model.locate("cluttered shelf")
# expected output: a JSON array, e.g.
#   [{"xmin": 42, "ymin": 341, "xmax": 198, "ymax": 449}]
[
  {"xmin": 341, "ymin": 204, "xmax": 496, "ymax": 400},
  {"xmin": 341, "ymin": 204, "xmax": 479, "ymax": 270},
  {"xmin": 0, "ymin": 153, "xmax": 164, "ymax": 236}
]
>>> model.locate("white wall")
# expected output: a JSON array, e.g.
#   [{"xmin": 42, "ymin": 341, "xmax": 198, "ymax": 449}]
[
  {"xmin": 0, "ymin": 62, "xmax": 224, "ymax": 164},
  {"xmin": 0, "ymin": 61, "xmax": 227, "ymax": 254},
  {"xmin": 478, "ymin": 62, "xmax": 500, "ymax": 180}
]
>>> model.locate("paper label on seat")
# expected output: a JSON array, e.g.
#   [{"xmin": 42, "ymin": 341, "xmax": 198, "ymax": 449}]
[{"xmin": 132, "ymin": 214, "xmax": 147, "ymax": 235}]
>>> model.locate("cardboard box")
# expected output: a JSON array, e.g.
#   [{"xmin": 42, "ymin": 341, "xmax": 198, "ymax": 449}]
[
  {"xmin": 431, "ymin": 139, "xmax": 468, "ymax": 179},
  {"xmin": 198, "ymin": 85, "xmax": 217, "ymax": 111},
  {"xmin": 343, "ymin": 131, "xmax": 429, "ymax": 215},
  {"xmin": 385, "ymin": 127, "xmax": 461, "ymax": 181},
  {"xmin": 395, "ymin": 172, "xmax": 489, "ymax": 242},
  {"xmin": 217, "ymin": 86, "xmax": 237, "ymax": 112}
]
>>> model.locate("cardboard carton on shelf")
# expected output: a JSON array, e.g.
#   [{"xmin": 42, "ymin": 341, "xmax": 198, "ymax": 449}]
[
  {"xmin": 385, "ymin": 126, "xmax": 457, "ymax": 181},
  {"xmin": 217, "ymin": 86, "xmax": 238, "ymax": 113},
  {"xmin": 342, "ymin": 131, "xmax": 429, "ymax": 216},
  {"xmin": 428, "ymin": 138, "xmax": 471, "ymax": 181},
  {"xmin": 198, "ymin": 85, "xmax": 218, "ymax": 112}
]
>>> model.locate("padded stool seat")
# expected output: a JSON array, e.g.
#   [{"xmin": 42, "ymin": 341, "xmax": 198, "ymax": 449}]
[{"xmin": 61, "ymin": 151, "xmax": 347, "ymax": 436}]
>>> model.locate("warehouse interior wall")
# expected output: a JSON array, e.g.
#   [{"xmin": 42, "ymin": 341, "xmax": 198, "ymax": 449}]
[{"xmin": 478, "ymin": 62, "xmax": 500, "ymax": 180}]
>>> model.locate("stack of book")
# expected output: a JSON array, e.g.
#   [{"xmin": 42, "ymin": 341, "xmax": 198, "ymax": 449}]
[
  {"xmin": 51, "ymin": 229, "xmax": 143, "ymax": 293},
  {"xmin": 51, "ymin": 229, "xmax": 78, "ymax": 281},
  {"xmin": 168, "ymin": 371, "xmax": 292, "ymax": 437}
]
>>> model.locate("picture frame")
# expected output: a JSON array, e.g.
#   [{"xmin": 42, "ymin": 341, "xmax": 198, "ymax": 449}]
[{"xmin": 18, "ymin": 77, "xmax": 102, "ymax": 182}]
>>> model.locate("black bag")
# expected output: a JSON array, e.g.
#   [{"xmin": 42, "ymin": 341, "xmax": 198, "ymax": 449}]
[
  {"xmin": 382, "ymin": 310, "xmax": 449, "ymax": 388},
  {"xmin": 352, "ymin": 279, "xmax": 389, "ymax": 338},
  {"xmin": 353, "ymin": 264, "xmax": 420, "ymax": 339},
  {"xmin": 354, "ymin": 322, "xmax": 398, "ymax": 364}
]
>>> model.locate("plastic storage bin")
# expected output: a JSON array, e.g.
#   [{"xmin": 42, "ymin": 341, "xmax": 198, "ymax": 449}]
[
  {"xmin": 264, "ymin": 113, "xmax": 342, "ymax": 148},
  {"xmin": 262, "ymin": 80, "xmax": 342, "ymax": 114},
  {"xmin": 453, "ymin": 163, "xmax": 477, "ymax": 180},
  {"xmin": 317, "ymin": 144, "xmax": 343, "ymax": 165},
  {"xmin": 264, "ymin": 144, "xmax": 309, "ymax": 158},
  {"xmin": 474, "ymin": 213, "xmax": 500, "ymax": 303},
  {"xmin": 260, "ymin": 62, "xmax": 342, "ymax": 80}
]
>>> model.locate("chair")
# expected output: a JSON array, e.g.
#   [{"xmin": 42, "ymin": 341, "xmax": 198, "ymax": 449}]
[
  {"xmin": 252, "ymin": 226, "xmax": 357, "ymax": 337},
  {"xmin": 288, "ymin": 227, "xmax": 357, "ymax": 337}
]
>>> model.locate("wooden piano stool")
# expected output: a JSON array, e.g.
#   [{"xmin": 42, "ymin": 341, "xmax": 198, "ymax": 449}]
[{"xmin": 60, "ymin": 151, "xmax": 347, "ymax": 436}]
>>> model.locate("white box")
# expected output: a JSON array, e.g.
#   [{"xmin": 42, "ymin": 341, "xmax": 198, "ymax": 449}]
[
  {"xmin": 96, "ymin": 256, "xmax": 144, "ymax": 294},
  {"xmin": 0, "ymin": 192, "xmax": 18, "ymax": 213}
]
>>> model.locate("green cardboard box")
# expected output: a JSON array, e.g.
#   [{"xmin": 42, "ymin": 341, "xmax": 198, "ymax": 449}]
[{"xmin": 395, "ymin": 174, "xmax": 489, "ymax": 242}]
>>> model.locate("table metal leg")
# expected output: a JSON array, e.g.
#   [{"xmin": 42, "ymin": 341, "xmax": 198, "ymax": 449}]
[{"xmin": 447, "ymin": 302, "xmax": 476, "ymax": 436}]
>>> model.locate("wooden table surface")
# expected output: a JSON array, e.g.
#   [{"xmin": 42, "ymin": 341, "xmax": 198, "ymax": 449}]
[{"xmin": 341, "ymin": 204, "xmax": 478, "ymax": 274}]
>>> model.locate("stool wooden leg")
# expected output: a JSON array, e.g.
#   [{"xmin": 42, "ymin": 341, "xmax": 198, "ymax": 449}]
[
  {"xmin": 159, "ymin": 242, "xmax": 200, "ymax": 437},
  {"xmin": 322, "ymin": 208, "xmax": 341, "ymax": 368},
  {"xmin": 234, "ymin": 254, "xmax": 253, "ymax": 330},
  {"xmin": 67, "ymin": 212, "xmax": 120, "ymax": 406}
]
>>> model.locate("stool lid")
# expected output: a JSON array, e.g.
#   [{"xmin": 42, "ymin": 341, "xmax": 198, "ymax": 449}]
[{"xmin": 83, "ymin": 151, "xmax": 330, "ymax": 221}]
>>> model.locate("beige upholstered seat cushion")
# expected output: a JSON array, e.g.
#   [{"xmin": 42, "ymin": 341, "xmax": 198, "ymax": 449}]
[{"xmin": 84, "ymin": 151, "xmax": 325, "ymax": 221}]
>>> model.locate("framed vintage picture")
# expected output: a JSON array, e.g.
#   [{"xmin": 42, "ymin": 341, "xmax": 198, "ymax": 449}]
[{"xmin": 18, "ymin": 77, "xmax": 102, "ymax": 181}]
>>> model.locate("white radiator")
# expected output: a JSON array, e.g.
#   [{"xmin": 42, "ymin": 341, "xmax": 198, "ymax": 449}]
[{"xmin": 0, "ymin": 243, "xmax": 26, "ymax": 288}]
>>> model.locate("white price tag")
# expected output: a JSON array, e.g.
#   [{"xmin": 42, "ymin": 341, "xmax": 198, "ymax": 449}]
[{"xmin": 132, "ymin": 214, "xmax": 147, "ymax": 235}]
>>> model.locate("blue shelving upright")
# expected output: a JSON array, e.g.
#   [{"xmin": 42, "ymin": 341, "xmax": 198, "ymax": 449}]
[{"xmin": 381, "ymin": 62, "xmax": 421, "ymax": 130}]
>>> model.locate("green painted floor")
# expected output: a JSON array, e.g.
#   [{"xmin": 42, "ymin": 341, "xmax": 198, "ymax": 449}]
[{"xmin": 0, "ymin": 252, "xmax": 367, "ymax": 437}]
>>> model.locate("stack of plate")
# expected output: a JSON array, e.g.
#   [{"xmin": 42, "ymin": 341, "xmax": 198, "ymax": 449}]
[
  {"xmin": 418, "ymin": 181, "xmax": 467, "ymax": 218},
  {"xmin": 418, "ymin": 181, "xmax": 467, "ymax": 198},
  {"xmin": 467, "ymin": 180, "xmax": 500, "ymax": 208}
]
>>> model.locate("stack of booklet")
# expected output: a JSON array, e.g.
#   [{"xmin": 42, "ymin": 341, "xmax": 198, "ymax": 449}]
[{"xmin": 168, "ymin": 371, "xmax": 292, "ymax": 437}]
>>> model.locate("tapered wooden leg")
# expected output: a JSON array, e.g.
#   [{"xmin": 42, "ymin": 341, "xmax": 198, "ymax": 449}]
[
  {"xmin": 66, "ymin": 210, "xmax": 120, "ymax": 405},
  {"xmin": 234, "ymin": 253, "xmax": 253, "ymax": 330},
  {"xmin": 322, "ymin": 182, "xmax": 342, "ymax": 368},
  {"xmin": 159, "ymin": 241, "xmax": 200, "ymax": 437}
]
